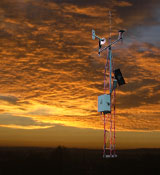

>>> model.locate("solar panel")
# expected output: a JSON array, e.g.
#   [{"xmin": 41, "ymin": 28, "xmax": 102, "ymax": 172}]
[{"xmin": 114, "ymin": 69, "xmax": 125, "ymax": 86}]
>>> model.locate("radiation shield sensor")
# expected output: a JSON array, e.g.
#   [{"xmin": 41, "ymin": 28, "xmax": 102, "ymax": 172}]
[
  {"xmin": 98, "ymin": 94, "xmax": 111, "ymax": 114},
  {"xmin": 118, "ymin": 30, "xmax": 125, "ymax": 40}
]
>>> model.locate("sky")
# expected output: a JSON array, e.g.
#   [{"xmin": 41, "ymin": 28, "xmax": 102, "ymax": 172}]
[{"xmin": 0, "ymin": 0, "xmax": 160, "ymax": 149}]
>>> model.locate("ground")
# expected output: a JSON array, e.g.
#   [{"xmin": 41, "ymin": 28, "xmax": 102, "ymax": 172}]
[{"xmin": 0, "ymin": 147, "xmax": 159, "ymax": 175}]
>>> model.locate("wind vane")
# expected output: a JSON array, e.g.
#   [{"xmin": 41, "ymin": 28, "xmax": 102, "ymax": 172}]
[{"xmin": 92, "ymin": 11, "xmax": 125, "ymax": 158}]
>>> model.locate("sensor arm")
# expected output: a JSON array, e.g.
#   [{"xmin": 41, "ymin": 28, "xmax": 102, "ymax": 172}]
[
  {"xmin": 99, "ymin": 38, "xmax": 121, "ymax": 53},
  {"xmin": 97, "ymin": 30, "xmax": 125, "ymax": 54},
  {"xmin": 95, "ymin": 35, "xmax": 101, "ymax": 40}
]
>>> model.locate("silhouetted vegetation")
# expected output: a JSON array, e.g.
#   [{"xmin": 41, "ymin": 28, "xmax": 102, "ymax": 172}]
[{"xmin": 0, "ymin": 147, "xmax": 159, "ymax": 175}]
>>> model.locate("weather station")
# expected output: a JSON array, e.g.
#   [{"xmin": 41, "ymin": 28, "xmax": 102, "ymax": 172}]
[{"xmin": 92, "ymin": 12, "xmax": 126, "ymax": 158}]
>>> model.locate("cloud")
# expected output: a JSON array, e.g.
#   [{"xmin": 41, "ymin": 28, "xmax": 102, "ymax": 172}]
[
  {"xmin": 0, "ymin": 0, "xmax": 159, "ymax": 133},
  {"xmin": 0, "ymin": 124, "xmax": 52, "ymax": 130},
  {"xmin": 0, "ymin": 95, "xmax": 19, "ymax": 105},
  {"xmin": 114, "ymin": 1, "xmax": 132, "ymax": 7},
  {"xmin": 0, "ymin": 113, "xmax": 53, "ymax": 129}
]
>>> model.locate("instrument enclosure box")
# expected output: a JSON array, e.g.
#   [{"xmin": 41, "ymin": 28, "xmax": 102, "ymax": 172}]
[{"xmin": 98, "ymin": 94, "xmax": 111, "ymax": 114}]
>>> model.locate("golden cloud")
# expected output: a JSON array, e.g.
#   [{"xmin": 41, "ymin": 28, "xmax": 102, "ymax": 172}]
[{"xmin": 0, "ymin": 0, "xmax": 159, "ymax": 134}]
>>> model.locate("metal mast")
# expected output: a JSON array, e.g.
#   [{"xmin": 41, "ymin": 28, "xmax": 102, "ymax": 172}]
[{"xmin": 92, "ymin": 12, "xmax": 125, "ymax": 158}]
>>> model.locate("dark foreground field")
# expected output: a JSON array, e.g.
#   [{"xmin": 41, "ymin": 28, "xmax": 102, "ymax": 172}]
[{"xmin": 0, "ymin": 147, "xmax": 159, "ymax": 175}]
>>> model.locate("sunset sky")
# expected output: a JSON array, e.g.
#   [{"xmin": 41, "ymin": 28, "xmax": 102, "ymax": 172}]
[{"xmin": 0, "ymin": 0, "xmax": 160, "ymax": 149}]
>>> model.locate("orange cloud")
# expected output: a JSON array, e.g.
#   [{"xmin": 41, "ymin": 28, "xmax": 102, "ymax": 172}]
[{"xmin": 0, "ymin": 0, "xmax": 159, "ymax": 136}]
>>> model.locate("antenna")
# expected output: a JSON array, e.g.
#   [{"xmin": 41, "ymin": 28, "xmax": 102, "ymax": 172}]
[
  {"xmin": 92, "ymin": 12, "xmax": 126, "ymax": 158},
  {"xmin": 109, "ymin": 11, "xmax": 112, "ymax": 43}
]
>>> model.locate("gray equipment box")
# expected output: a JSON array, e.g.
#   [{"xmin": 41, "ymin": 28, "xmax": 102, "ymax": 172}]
[{"xmin": 98, "ymin": 94, "xmax": 111, "ymax": 114}]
